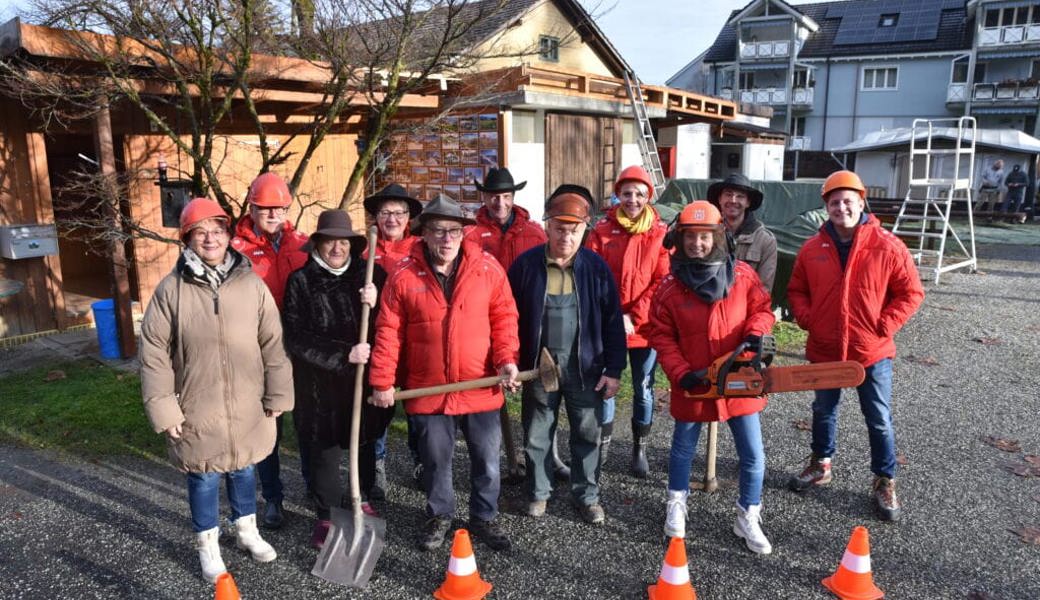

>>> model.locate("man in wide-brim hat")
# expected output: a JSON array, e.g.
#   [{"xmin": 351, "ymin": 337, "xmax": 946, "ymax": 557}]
[
  {"xmin": 706, "ymin": 173, "xmax": 777, "ymax": 291},
  {"xmin": 369, "ymin": 193, "xmax": 520, "ymax": 554},
  {"xmin": 466, "ymin": 167, "xmax": 546, "ymax": 271}
]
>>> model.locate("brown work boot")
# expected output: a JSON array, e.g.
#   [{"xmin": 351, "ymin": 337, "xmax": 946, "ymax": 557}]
[
  {"xmin": 872, "ymin": 476, "xmax": 902, "ymax": 522},
  {"xmin": 788, "ymin": 455, "xmax": 832, "ymax": 492}
]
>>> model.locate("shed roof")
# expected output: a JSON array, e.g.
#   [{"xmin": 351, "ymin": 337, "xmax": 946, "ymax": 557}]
[{"xmin": 831, "ymin": 127, "xmax": 1040, "ymax": 154}]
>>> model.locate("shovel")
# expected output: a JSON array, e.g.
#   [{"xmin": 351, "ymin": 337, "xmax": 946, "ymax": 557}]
[{"xmin": 312, "ymin": 226, "xmax": 385, "ymax": 588}]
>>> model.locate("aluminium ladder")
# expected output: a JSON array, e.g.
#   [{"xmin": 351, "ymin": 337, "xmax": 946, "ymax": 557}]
[
  {"xmin": 623, "ymin": 71, "xmax": 667, "ymax": 199},
  {"xmin": 889, "ymin": 117, "xmax": 978, "ymax": 284}
]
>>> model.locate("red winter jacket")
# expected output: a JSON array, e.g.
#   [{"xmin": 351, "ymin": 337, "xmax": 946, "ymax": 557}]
[
  {"xmin": 787, "ymin": 215, "xmax": 924, "ymax": 366},
  {"xmin": 464, "ymin": 205, "xmax": 547, "ymax": 271},
  {"xmin": 231, "ymin": 215, "xmax": 309, "ymax": 309},
  {"xmin": 369, "ymin": 240, "xmax": 520, "ymax": 415},
  {"xmin": 363, "ymin": 232, "xmax": 419, "ymax": 275},
  {"xmin": 649, "ymin": 262, "xmax": 775, "ymax": 423},
  {"xmin": 585, "ymin": 206, "xmax": 670, "ymax": 348}
]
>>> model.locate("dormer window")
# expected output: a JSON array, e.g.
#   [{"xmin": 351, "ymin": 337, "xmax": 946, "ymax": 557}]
[
  {"xmin": 879, "ymin": 14, "xmax": 898, "ymax": 27},
  {"xmin": 539, "ymin": 36, "xmax": 560, "ymax": 62}
]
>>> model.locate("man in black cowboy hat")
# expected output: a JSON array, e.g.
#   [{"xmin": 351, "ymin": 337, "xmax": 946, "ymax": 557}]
[
  {"xmin": 707, "ymin": 174, "xmax": 778, "ymax": 290},
  {"xmin": 466, "ymin": 167, "xmax": 547, "ymax": 271},
  {"xmin": 369, "ymin": 194, "xmax": 521, "ymax": 553}
]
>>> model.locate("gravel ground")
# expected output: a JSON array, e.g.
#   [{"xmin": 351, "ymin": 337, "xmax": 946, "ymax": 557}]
[{"xmin": 1, "ymin": 243, "xmax": 1039, "ymax": 599}]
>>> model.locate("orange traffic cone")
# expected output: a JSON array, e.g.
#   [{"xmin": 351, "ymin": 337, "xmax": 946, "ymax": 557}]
[
  {"xmin": 822, "ymin": 526, "xmax": 884, "ymax": 600},
  {"xmin": 647, "ymin": 537, "xmax": 697, "ymax": 600},
  {"xmin": 433, "ymin": 529, "xmax": 492, "ymax": 600},
  {"xmin": 214, "ymin": 572, "xmax": 240, "ymax": 600}
]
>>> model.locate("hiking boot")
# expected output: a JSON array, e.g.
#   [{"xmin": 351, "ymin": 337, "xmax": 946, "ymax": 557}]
[
  {"xmin": 261, "ymin": 500, "xmax": 284, "ymax": 529},
  {"xmin": 232, "ymin": 514, "xmax": 277, "ymax": 562},
  {"xmin": 310, "ymin": 519, "xmax": 331, "ymax": 549},
  {"xmin": 733, "ymin": 503, "xmax": 772, "ymax": 555},
  {"xmin": 872, "ymin": 476, "xmax": 902, "ymax": 522},
  {"xmin": 418, "ymin": 516, "xmax": 452, "ymax": 551},
  {"xmin": 664, "ymin": 490, "xmax": 688, "ymax": 539},
  {"xmin": 631, "ymin": 423, "xmax": 652, "ymax": 479},
  {"xmin": 788, "ymin": 455, "xmax": 832, "ymax": 491},
  {"xmin": 469, "ymin": 517, "xmax": 512, "ymax": 551},
  {"xmin": 573, "ymin": 500, "xmax": 606, "ymax": 525},
  {"xmin": 526, "ymin": 499, "xmax": 547, "ymax": 518},
  {"xmin": 369, "ymin": 458, "xmax": 386, "ymax": 501},
  {"xmin": 195, "ymin": 527, "xmax": 227, "ymax": 583}
]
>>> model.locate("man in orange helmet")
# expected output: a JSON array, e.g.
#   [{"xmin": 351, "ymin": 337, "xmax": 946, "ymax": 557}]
[
  {"xmin": 231, "ymin": 171, "xmax": 309, "ymax": 529},
  {"xmin": 786, "ymin": 170, "xmax": 924, "ymax": 522}
]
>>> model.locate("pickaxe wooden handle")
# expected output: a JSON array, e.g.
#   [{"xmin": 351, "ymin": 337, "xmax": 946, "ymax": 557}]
[{"xmin": 390, "ymin": 348, "xmax": 560, "ymax": 401}]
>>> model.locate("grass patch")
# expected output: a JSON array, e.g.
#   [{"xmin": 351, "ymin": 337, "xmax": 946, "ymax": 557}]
[{"xmin": 772, "ymin": 320, "xmax": 808, "ymax": 352}]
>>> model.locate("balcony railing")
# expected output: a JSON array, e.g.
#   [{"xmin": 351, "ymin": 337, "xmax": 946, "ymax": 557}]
[
  {"xmin": 739, "ymin": 40, "xmax": 791, "ymax": 60},
  {"xmin": 949, "ymin": 82, "xmax": 1040, "ymax": 103},
  {"xmin": 733, "ymin": 86, "xmax": 814, "ymax": 106},
  {"xmin": 788, "ymin": 136, "xmax": 811, "ymax": 151},
  {"xmin": 978, "ymin": 24, "xmax": 1040, "ymax": 46}
]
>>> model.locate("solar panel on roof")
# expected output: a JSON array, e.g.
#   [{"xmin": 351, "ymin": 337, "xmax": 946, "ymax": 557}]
[{"xmin": 831, "ymin": 0, "xmax": 952, "ymax": 46}]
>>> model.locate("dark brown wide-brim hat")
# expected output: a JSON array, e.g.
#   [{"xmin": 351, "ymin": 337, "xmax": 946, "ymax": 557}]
[
  {"xmin": 363, "ymin": 183, "xmax": 423, "ymax": 218},
  {"xmin": 411, "ymin": 193, "xmax": 476, "ymax": 234},
  {"xmin": 302, "ymin": 209, "xmax": 367, "ymax": 255},
  {"xmin": 475, "ymin": 167, "xmax": 527, "ymax": 193},
  {"xmin": 706, "ymin": 173, "xmax": 764, "ymax": 212}
]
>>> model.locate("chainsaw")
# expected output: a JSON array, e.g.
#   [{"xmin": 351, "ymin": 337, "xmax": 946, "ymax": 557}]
[{"xmin": 684, "ymin": 335, "xmax": 865, "ymax": 400}]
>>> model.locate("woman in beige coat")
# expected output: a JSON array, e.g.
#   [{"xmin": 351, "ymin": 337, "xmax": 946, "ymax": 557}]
[{"xmin": 140, "ymin": 198, "xmax": 293, "ymax": 583}]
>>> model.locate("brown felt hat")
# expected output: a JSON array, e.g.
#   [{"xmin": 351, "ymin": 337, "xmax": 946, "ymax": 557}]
[{"xmin": 302, "ymin": 209, "xmax": 367, "ymax": 255}]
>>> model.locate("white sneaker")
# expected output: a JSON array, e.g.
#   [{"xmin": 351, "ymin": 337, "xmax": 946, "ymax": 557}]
[
  {"xmin": 195, "ymin": 527, "xmax": 227, "ymax": 583},
  {"xmin": 733, "ymin": 503, "xmax": 772, "ymax": 555},
  {"xmin": 664, "ymin": 489, "xmax": 689, "ymax": 538},
  {"xmin": 232, "ymin": 514, "xmax": 277, "ymax": 562}
]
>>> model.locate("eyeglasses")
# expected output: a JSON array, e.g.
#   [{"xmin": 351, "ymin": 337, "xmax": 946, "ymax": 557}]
[
  {"xmin": 377, "ymin": 209, "xmax": 409, "ymax": 219},
  {"xmin": 191, "ymin": 228, "xmax": 229, "ymax": 241},
  {"xmin": 425, "ymin": 226, "xmax": 465, "ymax": 239},
  {"xmin": 253, "ymin": 206, "xmax": 287, "ymax": 215}
]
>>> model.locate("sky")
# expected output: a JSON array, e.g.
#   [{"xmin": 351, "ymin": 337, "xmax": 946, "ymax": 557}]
[{"xmin": 0, "ymin": 0, "xmax": 807, "ymax": 86}]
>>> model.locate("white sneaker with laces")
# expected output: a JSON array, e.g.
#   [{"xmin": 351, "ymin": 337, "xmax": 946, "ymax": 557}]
[
  {"xmin": 233, "ymin": 513, "xmax": 277, "ymax": 562},
  {"xmin": 664, "ymin": 489, "xmax": 689, "ymax": 538},
  {"xmin": 734, "ymin": 502, "xmax": 772, "ymax": 555}
]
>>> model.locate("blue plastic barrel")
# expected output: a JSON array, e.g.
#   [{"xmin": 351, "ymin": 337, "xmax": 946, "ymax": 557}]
[{"xmin": 91, "ymin": 299, "xmax": 121, "ymax": 359}]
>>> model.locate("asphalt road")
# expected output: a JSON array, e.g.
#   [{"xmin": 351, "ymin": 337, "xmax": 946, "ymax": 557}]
[{"xmin": 1, "ymin": 243, "xmax": 1039, "ymax": 599}]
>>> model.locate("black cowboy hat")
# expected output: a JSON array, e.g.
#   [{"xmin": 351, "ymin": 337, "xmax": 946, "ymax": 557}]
[
  {"xmin": 411, "ymin": 193, "xmax": 476, "ymax": 234},
  {"xmin": 475, "ymin": 167, "xmax": 527, "ymax": 193},
  {"xmin": 363, "ymin": 183, "xmax": 424, "ymax": 218},
  {"xmin": 302, "ymin": 209, "xmax": 367, "ymax": 256},
  {"xmin": 706, "ymin": 173, "xmax": 764, "ymax": 212}
]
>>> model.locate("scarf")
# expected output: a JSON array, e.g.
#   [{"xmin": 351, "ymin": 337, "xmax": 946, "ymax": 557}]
[
  {"xmin": 670, "ymin": 245, "xmax": 735, "ymax": 304},
  {"xmin": 311, "ymin": 250, "xmax": 351, "ymax": 276},
  {"xmin": 181, "ymin": 247, "xmax": 237, "ymax": 292},
  {"xmin": 614, "ymin": 206, "xmax": 656, "ymax": 235}
]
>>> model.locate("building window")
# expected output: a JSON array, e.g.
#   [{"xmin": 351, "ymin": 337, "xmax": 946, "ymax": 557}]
[
  {"xmin": 791, "ymin": 116, "xmax": 806, "ymax": 137},
  {"xmin": 862, "ymin": 66, "xmax": 898, "ymax": 90},
  {"xmin": 793, "ymin": 69, "xmax": 812, "ymax": 88},
  {"xmin": 538, "ymin": 36, "xmax": 559, "ymax": 62},
  {"xmin": 879, "ymin": 14, "xmax": 898, "ymax": 27},
  {"xmin": 739, "ymin": 72, "xmax": 755, "ymax": 90},
  {"xmin": 1032, "ymin": 60, "xmax": 1040, "ymax": 80},
  {"xmin": 951, "ymin": 57, "xmax": 986, "ymax": 84}
]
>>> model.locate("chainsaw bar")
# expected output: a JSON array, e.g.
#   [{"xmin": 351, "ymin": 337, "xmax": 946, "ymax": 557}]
[{"xmin": 761, "ymin": 361, "xmax": 865, "ymax": 394}]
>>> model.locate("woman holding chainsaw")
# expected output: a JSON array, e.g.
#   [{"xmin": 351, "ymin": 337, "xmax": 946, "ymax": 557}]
[
  {"xmin": 648, "ymin": 200, "xmax": 775, "ymax": 554},
  {"xmin": 281, "ymin": 210, "xmax": 393, "ymax": 549}
]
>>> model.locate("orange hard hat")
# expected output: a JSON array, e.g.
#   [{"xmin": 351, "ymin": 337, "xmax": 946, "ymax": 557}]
[
  {"xmin": 179, "ymin": 198, "xmax": 229, "ymax": 237},
  {"xmin": 821, "ymin": 170, "xmax": 866, "ymax": 200},
  {"xmin": 677, "ymin": 200, "xmax": 722, "ymax": 229},
  {"xmin": 246, "ymin": 172, "xmax": 292, "ymax": 208},
  {"xmin": 614, "ymin": 165, "xmax": 655, "ymax": 200}
]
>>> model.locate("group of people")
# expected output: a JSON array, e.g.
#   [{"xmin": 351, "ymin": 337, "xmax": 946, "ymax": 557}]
[
  {"xmin": 139, "ymin": 164, "xmax": 924, "ymax": 583},
  {"xmin": 976, "ymin": 159, "xmax": 1032, "ymax": 220}
]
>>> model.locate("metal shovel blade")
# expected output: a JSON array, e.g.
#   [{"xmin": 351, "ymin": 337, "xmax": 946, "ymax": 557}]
[{"xmin": 311, "ymin": 505, "xmax": 386, "ymax": 588}]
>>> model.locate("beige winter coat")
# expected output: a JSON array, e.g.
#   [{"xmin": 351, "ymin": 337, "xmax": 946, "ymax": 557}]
[{"xmin": 140, "ymin": 252, "xmax": 293, "ymax": 473}]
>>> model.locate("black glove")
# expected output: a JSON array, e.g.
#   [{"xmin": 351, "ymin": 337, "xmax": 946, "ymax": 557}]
[
  {"xmin": 679, "ymin": 371, "xmax": 708, "ymax": 391},
  {"xmin": 743, "ymin": 335, "xmax": 762, "ymax": 353}
]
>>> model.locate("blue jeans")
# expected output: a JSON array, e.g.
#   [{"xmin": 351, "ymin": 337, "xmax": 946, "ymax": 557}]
[
  {"xmin": 412, "ymin": 410, "xmax": 501, "ymax": 522},
  {"xmin": 811, "ymin": 358, "xmax": 897, "ymax": 479},
  {"xmin": 668, "ymin": 414, "xmax": 765, "ymax": 509},
  {"xmin": 187, "ymin": 466, "xmax": 257, "ymax": 532},
  {"xmin": 602, "ymin": 347, "xmax": 658, "ymax": 427},
  {"xmin": 256, "ymin": 415, "xmax": 284, "ymax": 503}
]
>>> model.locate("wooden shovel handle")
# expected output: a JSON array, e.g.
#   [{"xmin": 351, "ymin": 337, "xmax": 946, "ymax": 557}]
[
  {"xmin": 348, "ymin": 226, "xmax": 379, "ymax": 517},
  {"xmin": 391, "ymin": 367, "xmax": 540, "ymax": 401}
]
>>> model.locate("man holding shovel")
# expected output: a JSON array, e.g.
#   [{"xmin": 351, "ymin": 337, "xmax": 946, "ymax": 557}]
[
  {"xmin": 369, "ymin": 195, "xmax": 520, "ymax": 552},
  {"xmin": 508, "ymin": 185, "xmax": 626, "ymax": 524}
]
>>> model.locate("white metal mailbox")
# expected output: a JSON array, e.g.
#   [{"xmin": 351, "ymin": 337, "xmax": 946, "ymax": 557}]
[{"xmin": 0, "ymin": 223, "xmax": 59, "ymax": 259}]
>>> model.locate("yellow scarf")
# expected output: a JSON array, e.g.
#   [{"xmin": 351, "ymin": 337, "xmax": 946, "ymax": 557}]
[{"xmin": 615, "ymin": 206, "xmax": 655, "ymax": 234}]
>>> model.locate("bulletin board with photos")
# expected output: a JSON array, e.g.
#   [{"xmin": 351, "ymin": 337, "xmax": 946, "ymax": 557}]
[{"xmin": 379, "ymin": 112, "xmax": 499, "ymax": 213}]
